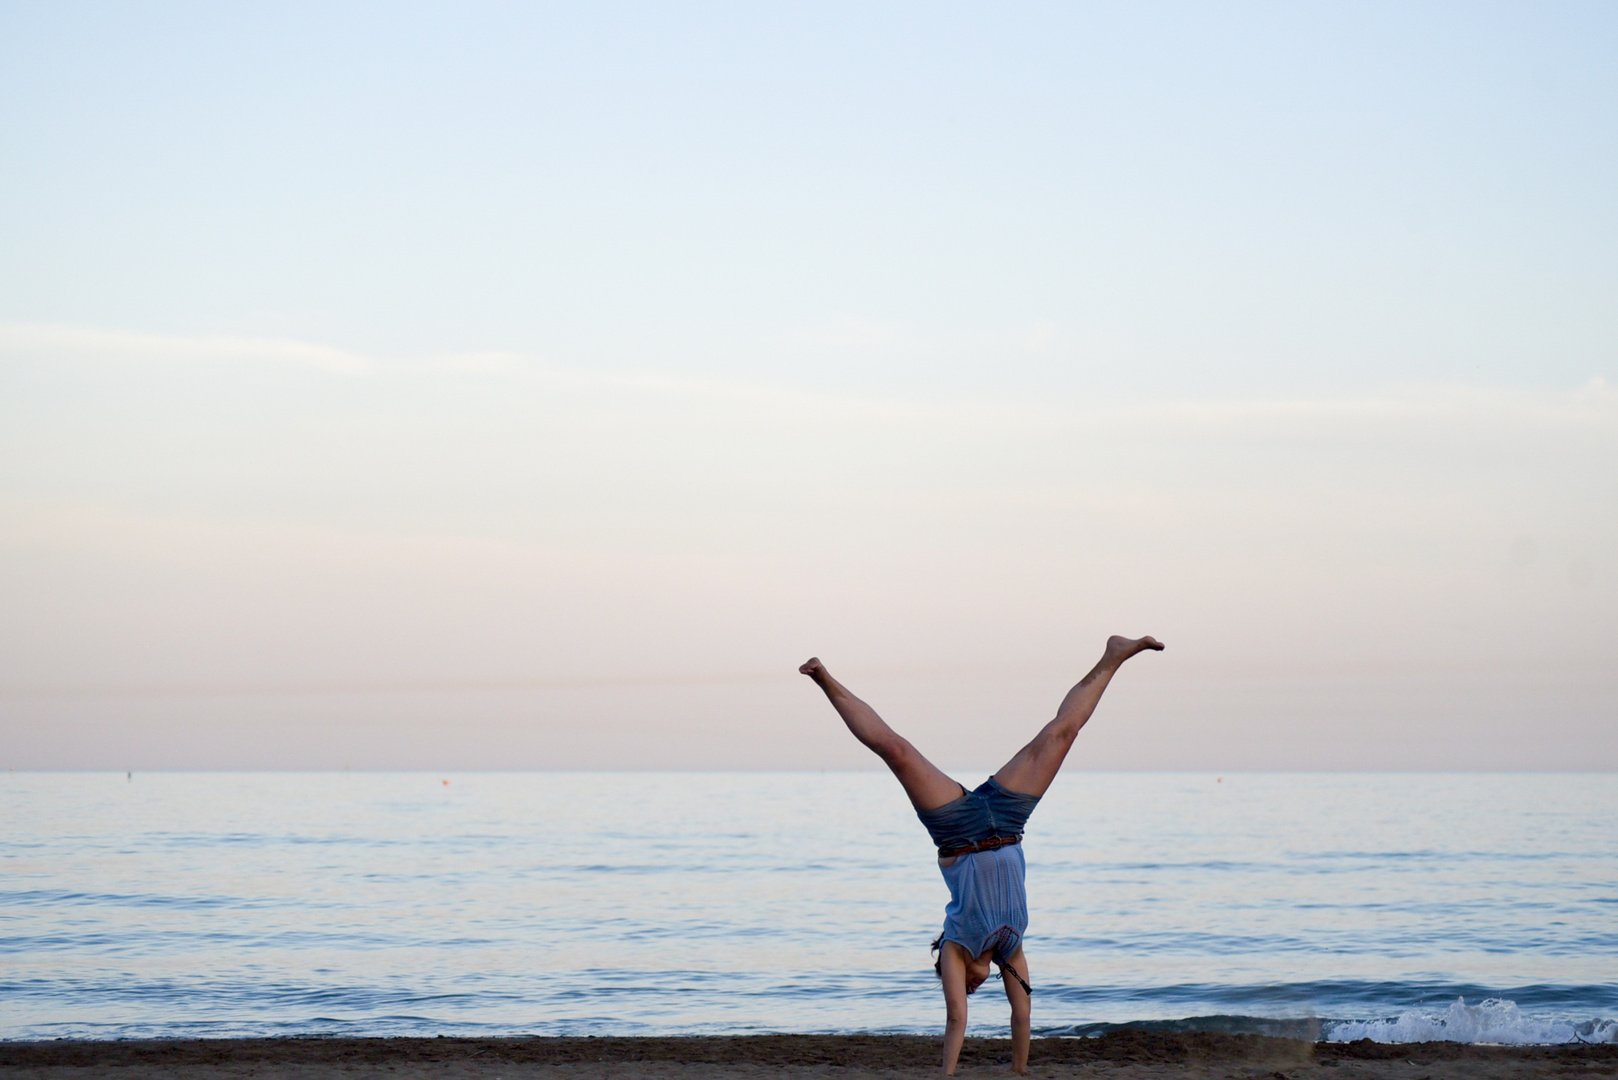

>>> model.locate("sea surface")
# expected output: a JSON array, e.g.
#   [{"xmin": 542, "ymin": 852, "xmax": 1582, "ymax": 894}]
[{"xmin": 2, "ymin": 771, "xmax": 1615, "ymax": 1044}]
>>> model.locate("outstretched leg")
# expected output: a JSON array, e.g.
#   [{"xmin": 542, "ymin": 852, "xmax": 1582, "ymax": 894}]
[
  {"xmin": 800, "ymin": 657, "xmax": 964, "ymax": 812},
  {"xmin": 993, "ymin": 635, "xmax": 1163, "ymax": 798}
]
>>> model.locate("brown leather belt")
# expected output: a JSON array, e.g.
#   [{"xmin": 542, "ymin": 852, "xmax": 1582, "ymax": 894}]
[{"xmin": 937, "ymin": 834, "xmax": 1021, "ymax": 859}]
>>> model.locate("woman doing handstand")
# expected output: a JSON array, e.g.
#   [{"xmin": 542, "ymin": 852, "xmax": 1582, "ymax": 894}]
[{"xmin": 799, "ymin": 635, "xmax": 1164, "ymax": 1075}]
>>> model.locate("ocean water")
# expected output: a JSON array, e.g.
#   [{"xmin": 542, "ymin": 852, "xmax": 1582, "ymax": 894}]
[{"xmin": 1, "ymin": 771, "xmax": 1614, "ymax": 1044}]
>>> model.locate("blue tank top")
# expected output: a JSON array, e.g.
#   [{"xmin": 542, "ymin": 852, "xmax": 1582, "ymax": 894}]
[{"xmin": 937, "ymin": 843, "xmax": 1029, "ymax": 963}]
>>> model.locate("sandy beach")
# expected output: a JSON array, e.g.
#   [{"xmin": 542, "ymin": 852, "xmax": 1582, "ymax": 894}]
[{"xmin": 2, "ymin": 1034, "xmax": 1613, "ymax": 1080}]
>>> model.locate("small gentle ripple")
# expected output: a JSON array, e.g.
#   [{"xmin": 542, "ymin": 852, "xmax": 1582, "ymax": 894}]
[{"xmin": 1, "ymin": 771, "xmax": 1614, "ymax": 1042}]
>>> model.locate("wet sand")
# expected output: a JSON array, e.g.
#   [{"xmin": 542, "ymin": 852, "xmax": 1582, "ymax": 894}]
[{"xmin": 2, "ymin": 1034, "xmax": 1614, "ymax": 1079}]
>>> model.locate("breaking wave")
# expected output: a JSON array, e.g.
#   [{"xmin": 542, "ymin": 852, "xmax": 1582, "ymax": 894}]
[
  {"xmin": 1325, "ymin": 997, "xmax": 1618, "ymax": 1045},
  {"xmin": 1063, "ymin": 999, "xmax": 1618, "ymax": 1046}
]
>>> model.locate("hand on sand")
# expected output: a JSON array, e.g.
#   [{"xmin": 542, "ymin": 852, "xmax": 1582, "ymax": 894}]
[
  {"xmin": 1105, "ymin": 635, "xmax": 1165, "ymax": 664},
  {"xmin": 799, "ymin": 657, "xmax": 826, "ymax": 679}
]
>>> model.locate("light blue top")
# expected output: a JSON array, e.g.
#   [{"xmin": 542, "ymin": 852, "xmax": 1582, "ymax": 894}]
[{"xmin": 938, "ymin": 842, "xmax": 1029, "ymax": 962}]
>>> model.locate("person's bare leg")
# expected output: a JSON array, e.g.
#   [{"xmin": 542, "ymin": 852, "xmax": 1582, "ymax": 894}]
[
  {"xmin": 993, "ymin": 635, "xmax": 1163, "ymax": 797},
  {"xmin": 800, "ymin": 657, "xmax": 964, "ymax": 812}
]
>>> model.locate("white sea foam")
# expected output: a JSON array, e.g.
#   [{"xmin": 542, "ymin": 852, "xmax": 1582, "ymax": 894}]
[{"xmin": 1328, "ymin": 998, "xmax": 1618, "ymax": 1045}]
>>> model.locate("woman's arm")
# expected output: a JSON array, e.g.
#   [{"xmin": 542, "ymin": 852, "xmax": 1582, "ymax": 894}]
[
  {"xmin": 1002, "ymin": 948, "xmax": 1031, "ymax": 1074},
  {"xmin": 938, "ymin": 942, "xmax": 970, "ymax": 1074}
]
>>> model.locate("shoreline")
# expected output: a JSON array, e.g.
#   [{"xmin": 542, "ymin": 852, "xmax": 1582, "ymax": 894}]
[{"xmin": 3, "ymin": 1034, "xmax": 1614, "ymax": 1078}]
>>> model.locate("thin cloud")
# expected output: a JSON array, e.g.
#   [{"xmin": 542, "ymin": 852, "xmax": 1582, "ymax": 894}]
[{"xmin": 0, "ymin": 322, "xmax": 374, "ymax": 375}]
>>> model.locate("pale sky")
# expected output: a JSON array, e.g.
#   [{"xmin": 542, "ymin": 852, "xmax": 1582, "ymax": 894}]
[{"xmin": 1, "ymin": 2, "xmax": 1614, "ymax": 770}]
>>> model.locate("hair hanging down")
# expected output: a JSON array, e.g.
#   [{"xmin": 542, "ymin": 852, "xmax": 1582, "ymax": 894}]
[{"xmin": 930, "ymin": 934, "xmax": 944, "ymax": 979}]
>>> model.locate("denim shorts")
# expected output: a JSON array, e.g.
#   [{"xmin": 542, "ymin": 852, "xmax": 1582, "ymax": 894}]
[{"xmin": 915, "ymin": 776, "xmax": 1041, "ymax": 852}]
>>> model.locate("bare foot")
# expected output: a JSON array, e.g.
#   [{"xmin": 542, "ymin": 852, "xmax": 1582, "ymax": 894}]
[
  {"xmin": 1105, "ymin": 635, "xmax": 1164, "ymax": 664},
  {"xmin": 799, "ymin": 657, "xmax": 826, "ymax": 679}
]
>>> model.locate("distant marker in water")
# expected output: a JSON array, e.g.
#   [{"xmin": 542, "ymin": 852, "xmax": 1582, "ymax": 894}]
[
  {"xmin": 1217, "ymin": 777, "xmax": 1222, "ymax": 783},
  {"xmin": 443, "ymin": 779, "xmax": 450, "ymax": 786}
]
